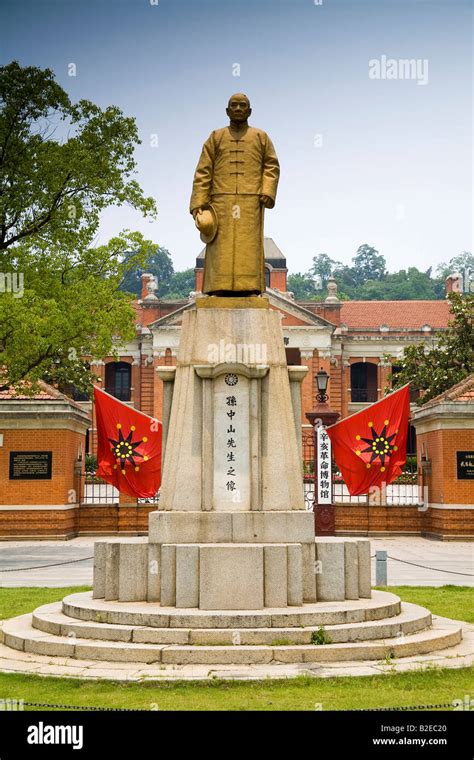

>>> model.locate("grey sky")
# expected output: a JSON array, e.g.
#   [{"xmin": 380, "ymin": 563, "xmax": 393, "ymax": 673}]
[{"xmin": 1, "ymin": 0, "xmax": 472, "ymax": 274}]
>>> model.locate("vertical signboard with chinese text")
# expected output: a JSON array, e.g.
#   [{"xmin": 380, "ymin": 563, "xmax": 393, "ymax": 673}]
[{"xmin": 317, "ymin": 426, "xmax": 332, "ymax": 504}]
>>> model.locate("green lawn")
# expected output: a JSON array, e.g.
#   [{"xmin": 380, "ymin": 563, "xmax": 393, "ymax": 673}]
[
  {"xmin": 0, "ymin": 585, "xmax": 472, "ymax": 711},
  {"xmin": 375, "ymin": 585, "xmax": 474, "ymax": 624},
  {"xmin": 0, "ymin": 586, "xmax": 91, "ymax": 621},
  {"xmin": 0, "ymin": 668, "xmax": 472, "ymax": 711}
]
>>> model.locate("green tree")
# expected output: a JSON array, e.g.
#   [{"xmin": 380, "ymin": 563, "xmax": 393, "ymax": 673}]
[
  {"xmin": 437, "ymin": 251, "xmax": 474, "ymax": 293},
  {"xmin": 308, "ymin": 253, "xmax": 340, "ymax": 287},
  {"xmin": 0, "ymin": 61, "xmax": 157, "ymax": 392},
  {"xmin": 120, "ymin": 247, "xmax": 174, "ymax": 297},
  {"xmin": 161, "ymin": 268, "xmax": 196, "ymax": 300},
  {"xmin": 390, "ymin": 293, "xmax": 474, "ymax": 404},
  {"xmin": 358, "ymin": 268, "xmax": 444, "ymax": 300},
  {"xmin": 0, "ymin": 231, "xmax": 156, "ymax": 395},
  {"xmin": 352, "ymin": 244, "xmax": 386, "ymax": 285},
  {"xmin": 0, "ymin": 62, "xmax": 155, "ymax": 252},
  {"xmin": 436, "ymin": 252, "xmax": 474, "ymax": 282},
  {"xmin": 287, "ymin": 272, "xmax": 323, "ymax": 300},
  {"xmin": 330, "ymin": 264, "xmax": 357, "ymax": 299}
]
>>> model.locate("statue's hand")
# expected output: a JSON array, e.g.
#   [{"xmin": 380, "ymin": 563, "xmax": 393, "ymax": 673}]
[
  {"xmin": 192, "ymin": 207, "xmax": 203, "ymax": 219},
  {"xmin": 260, "ymin": 194, "xmax": 273, "ymax": 208}
]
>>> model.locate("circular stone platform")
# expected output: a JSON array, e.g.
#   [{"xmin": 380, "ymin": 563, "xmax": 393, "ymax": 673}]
[
  {"xmin": 0, "ymin": 590, "xmax": 470, "ymax": 680},
  {"xmin": 0, "ymin": 535, "xmax": 471, "ymax": 680}
]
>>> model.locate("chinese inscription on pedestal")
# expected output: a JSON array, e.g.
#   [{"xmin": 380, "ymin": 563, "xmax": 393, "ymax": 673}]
[{"xmin": 213, "ymin": 373, "xmax": 250, "ymax": 510}]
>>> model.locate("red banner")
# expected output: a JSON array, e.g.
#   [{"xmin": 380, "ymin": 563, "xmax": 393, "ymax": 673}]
[
  {"xmin": 94, "ymin": 386, "xmax": 162, "ymax": 498},
  {"xmin": 326, "ymin": 385, "xmax": 410, "ymax": 496}
]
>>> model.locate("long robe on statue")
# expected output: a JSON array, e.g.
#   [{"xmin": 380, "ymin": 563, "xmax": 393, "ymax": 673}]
[{"xmin": 190, "ymin": 126, "xmax": 280, "ymax": 293}]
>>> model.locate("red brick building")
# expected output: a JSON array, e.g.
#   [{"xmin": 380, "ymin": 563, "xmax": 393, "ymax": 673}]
[
  {"xmin": 412, "ymin": 375, "xmax": 474, "ymax": 539},
  {"xmin": 0, "ymin": 382, "xmax": 90, "ymax": 539}
]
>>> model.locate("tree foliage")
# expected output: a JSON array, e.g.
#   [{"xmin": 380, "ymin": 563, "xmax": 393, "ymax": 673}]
[
  {"xmin": 161, "ymin": 268, "xmax": 196, "ymax": 300},
  {"xmin": 0, "ymin": 62, "xmax": 155, "ymax": 252},
  {"xmin": 390, "ymin": 293, "xmax": 474, "ymax": 404},
  {"xmin": 308, "ymin": 253, "xmax": 340, "ymax": 287},
  {"xmin": 0, "ymin": 61, "xmax": 157, "ymax": 392},
  {"xmin": 354, "ymin": 268, "xmax": 444, "ymax": 300},
  {"xmin": 120, "ymin": 247, "xmax": 174, "ymax": 297},
  {"xmin": 292, "ymin": 243, "xmax": 460, "ymax": 301},
  {"xmin": 436, "ymin": 252, "xmax": 474, "ymax": 280},
  {"xmin": 0, "ymin": 231, "xmax": 156, "ymax": 394},
  {"xmin": 351, "ymin": 244, "xmax": 386, "ymax": 285},
  {"xmin": 119, "ymin": 250, "xmax": 196, "ymax": 301},
  {"xmin": 287, "ymin": 272, "xmax": 323, "ymax": 300}
]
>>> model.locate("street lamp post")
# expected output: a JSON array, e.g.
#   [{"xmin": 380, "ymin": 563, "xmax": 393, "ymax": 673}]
[{"xmin": 305, "ymin": 368, "xmax": 340, "ymax": 536}]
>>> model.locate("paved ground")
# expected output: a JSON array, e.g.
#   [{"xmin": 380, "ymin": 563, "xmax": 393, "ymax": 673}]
[
  {"xmin": 0, "ymin": 536, "xmax": 472, "ymax": 587},
  {"xmin": 370, "ymin": 537, "xmax": 474, "ymax": 587}
]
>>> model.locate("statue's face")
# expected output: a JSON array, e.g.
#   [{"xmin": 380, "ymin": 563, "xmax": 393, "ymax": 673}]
[{"xmin": 226, "ymin": 95, "xmax": 251, "ymax": 122}]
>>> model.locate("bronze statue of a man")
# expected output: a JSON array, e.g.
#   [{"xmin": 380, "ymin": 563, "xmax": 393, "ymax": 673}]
[{"xmin": 190, "ymin": 93, "xmax": 280, "ymax": 296}]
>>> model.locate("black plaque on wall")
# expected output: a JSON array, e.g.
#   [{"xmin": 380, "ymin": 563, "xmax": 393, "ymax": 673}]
[
  {"xmin": 9, "ymin": 451, "xmax": 53, "ymax": 480},
  {"xmin": 456, "ymin": 451, "xmax": 474, "ymax": 480}
]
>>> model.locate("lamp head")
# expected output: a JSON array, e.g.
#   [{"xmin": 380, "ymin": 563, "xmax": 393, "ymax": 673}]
[{"xmin": 316, "ymin": 368, "xmax": 329, "ymax": 402}]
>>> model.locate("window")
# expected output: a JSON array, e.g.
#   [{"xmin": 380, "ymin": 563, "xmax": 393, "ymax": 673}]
[
  {"xmin": 105, "ymin": 361, "xmax": 131, "ymax": 401},
  {"xmin": 265, "ymin": 266, "xmax": 271, "ymax": 288},
  {"xmin": 351, "ymin": 362, "xmax": 377, "ymax": 402},
  {"xmin": 285, "ymin": 348, "xmax": 301, "ymax": 366},
  {"xmin": 407, "ymin": 424, "xmax": 417, "ymax": 456}
]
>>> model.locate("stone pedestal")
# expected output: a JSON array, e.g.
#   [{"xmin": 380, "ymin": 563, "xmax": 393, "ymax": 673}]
[
  {"xmin": 159, "ymin": 297, "xmax": 306, "ymax": 512},
  {"xmin": 145, "ymin": 509, "xmax": 317, "ymax": 609},
  {"xmin": 93, "ymin": 297, "xmax": 372, "ymax": 610},
  {"xmin": 153, "ymin": 298, "xmax": 313, "ymax": 608}
]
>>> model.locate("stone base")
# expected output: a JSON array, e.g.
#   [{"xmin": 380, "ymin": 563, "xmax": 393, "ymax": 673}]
[
  {"xmin": 148, "ymin": 510, "xmax": 314, "ymax": 544},
  {"xmin": 65, "ymin": 589, "xmax": 399, "ymax": 628},
  {"xmin": 0, "ymin": 591, "xmax": 465, "ymax": 669},
  {"xmin": 195, "ymin": 294, "xmax": 269, "ymax": 309},
  {"xmin": 92, "ymin": 530, "xmax": 372, "ymax": 609}
]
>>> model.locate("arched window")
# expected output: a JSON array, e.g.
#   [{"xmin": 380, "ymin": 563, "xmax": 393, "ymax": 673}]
[
  {"xmin": 265, "ymin": 266, "xmax": 271, "ymax": 288},
  {"xmin": 105, "ymin": 361, "xmax": 131, "ymax": 402},
  {"xmin": 351, "ymin": 362, "xmax": 377, "ymax": 403}
]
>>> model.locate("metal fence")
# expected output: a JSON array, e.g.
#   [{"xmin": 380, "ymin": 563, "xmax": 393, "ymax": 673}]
[
  {"xmin": 137, "ymin": 493, "xmax": 160, "ymax": 505},
  {"xmin": 80, "ymin": 436, "xmax": 421, "ymax": 510},
  {"xmin": 80, "ymin": 474, "xmax": 119, "ymax": 504},
  {"xmin": 79, "ymin": 473, "xmax": 160, "ymax": 506}
]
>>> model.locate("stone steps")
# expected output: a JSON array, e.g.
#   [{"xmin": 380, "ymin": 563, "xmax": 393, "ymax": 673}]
[
  {"xmin": 0, "ymin": 588, "xmax": 464, "ymax": 667},
  {"xmin": 1, "ymin": 611, "xmax": 462, "ymax": 665},
  {"xmin": 62, "ymin": 590, "xmax": 402, "ymax": 629},
  {"xmin": 31, "ymin": 601, "xmax": 432, "ymax": 645}
]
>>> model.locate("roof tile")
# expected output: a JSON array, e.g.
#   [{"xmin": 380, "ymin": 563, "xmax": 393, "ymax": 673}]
[
  {"xmin": 0, "ymin": 380, "xmax": 85, "ymax": 410},
  {"xmin": 340, "ymin": 300, "xmax": 450, "ymax": 329}
]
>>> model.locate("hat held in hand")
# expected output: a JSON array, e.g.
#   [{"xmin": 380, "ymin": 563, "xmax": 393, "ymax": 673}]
[{"xmin": 194, "ymin": 204, "xmax": 218, "ymax": 244}]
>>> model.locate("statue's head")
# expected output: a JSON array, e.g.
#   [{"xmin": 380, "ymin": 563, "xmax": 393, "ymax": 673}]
[{"xmin": 226, "ymin": 93, "xmax": 251, "ymax": 123}]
